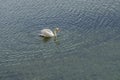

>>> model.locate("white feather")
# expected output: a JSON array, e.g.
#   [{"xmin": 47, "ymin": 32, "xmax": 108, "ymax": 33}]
[{"xmin": 40, "ymin": 29, "xmax": 54, "ymax": 37}]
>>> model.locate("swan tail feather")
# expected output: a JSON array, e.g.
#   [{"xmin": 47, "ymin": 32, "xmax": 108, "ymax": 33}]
[{"xmin": 39, "ymin": 34, "xmax": 45, "ymax": 37}]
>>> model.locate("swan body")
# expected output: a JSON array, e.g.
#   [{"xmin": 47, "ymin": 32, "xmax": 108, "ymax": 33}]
[{"xmin": 39, "ymin": 28, "xmax": 60, "ymax": 37}]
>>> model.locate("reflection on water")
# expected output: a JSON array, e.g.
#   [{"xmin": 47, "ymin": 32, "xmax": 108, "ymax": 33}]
[
  {"xmin": 54, "ymin": 37, "xmax": 60, "ymax": 46},
  {"xmin": 0, "ymin": 0, "xmax": 120, "ymax": 80},
  {"xmin": 42, "ymin": 37, "xmax": 52, "ymax": 43},
  {"xmin": 41, "ymin": 36, "xmax": 60, "ymax": 46}
]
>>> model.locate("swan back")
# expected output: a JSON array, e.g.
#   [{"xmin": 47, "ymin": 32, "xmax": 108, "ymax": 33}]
[{"xmin": 40, "ymin": 29, "xmax": 54, "ymax": 37}]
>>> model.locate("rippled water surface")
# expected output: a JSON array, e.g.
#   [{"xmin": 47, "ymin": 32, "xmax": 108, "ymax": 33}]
[{"xmin": 0, "ymin": 0, "xmax": 120, "ymax": 80}]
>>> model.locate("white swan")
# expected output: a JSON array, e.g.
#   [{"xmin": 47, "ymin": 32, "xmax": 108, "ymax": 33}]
[{"xmin": 39, "ymin": 28, "xmax": 60, "ymax": 37}]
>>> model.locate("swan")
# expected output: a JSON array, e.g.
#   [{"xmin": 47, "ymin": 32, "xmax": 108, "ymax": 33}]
[{"xmin": 39, "ymin": 28, "xmax": 60, "ymax": 37}]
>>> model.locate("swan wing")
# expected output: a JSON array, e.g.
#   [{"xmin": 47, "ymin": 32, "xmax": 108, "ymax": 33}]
[{"xmin": 41, "ymin": 29, "xmax": 54, "ymax": 37}]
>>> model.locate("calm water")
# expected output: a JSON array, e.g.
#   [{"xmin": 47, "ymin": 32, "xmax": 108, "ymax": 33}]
[{"xmin": 0, "ymin": 0, "xmax": 120, "ymax": 80}]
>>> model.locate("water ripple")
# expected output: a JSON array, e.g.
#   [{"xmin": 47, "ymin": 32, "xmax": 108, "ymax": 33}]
[{"xmin": 0, "ymin": 0, "xmax": 120, "ymax": 74}]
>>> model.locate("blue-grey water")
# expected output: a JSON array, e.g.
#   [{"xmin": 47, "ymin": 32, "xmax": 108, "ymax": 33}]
[{"xmin": 0, "ymin": 0, "xmax": 120, "ymax": 80}]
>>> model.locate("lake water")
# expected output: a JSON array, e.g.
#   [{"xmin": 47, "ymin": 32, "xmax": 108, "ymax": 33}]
[{"xmin": 0, "ymin": 0, "xmax": 120, "ymax": 80}]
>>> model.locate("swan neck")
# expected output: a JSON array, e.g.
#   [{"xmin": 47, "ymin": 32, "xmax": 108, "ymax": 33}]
[{"xmin": 53, "ymin": 30, "xmax": 57, "ymax": 37}]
